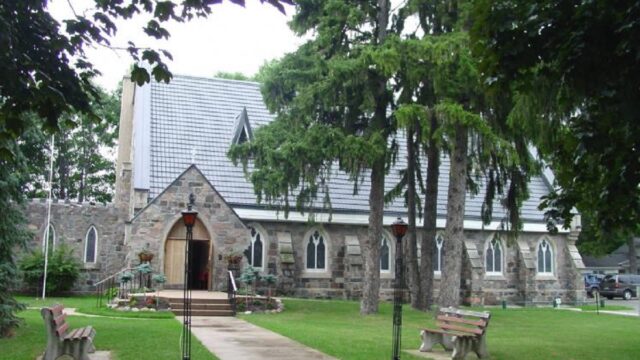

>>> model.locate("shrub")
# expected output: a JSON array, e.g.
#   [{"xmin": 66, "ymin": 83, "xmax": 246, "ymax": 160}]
[
  {"xmin": 0, "ymin": 195, "xmax": 31, "ymax": 337},
  {"xmin": 19, "ymin": 244, "xmax": 81, "ymax": 295},
  {"xmin": 104, "ymin": 287, "xmax": 119, "ymax": 299}
]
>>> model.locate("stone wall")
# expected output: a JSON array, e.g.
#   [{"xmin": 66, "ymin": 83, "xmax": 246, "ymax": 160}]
[
  {"xmin": 127, "ymin": 165, "xmax": 249, "ymax": 292},
  {"xmin": 24, "ymin": 199, "xmax": 126, "ymax": 293},
  {"xmin": 21, "ymin": 162, "xmax": 585, "ymax": 304}
]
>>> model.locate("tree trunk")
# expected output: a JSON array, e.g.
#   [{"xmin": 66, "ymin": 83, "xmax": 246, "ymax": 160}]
[
  {"xmin": 359, "ymin": 0, "xmax": 390, "ymax": 315},
  {"xmin": 437, "ymin": 123, "xmax": 468, "ymax": 307},
  {"xmin": 361, "ymin": 157, "xmax": 385, "ymax": 314},
  {"xmin": 78, "ymin": 168, "xmax": 85, "ymax": 203},
  {"xmin": 628, "ymin": 237, "xmax": 638, "ymax": 274},
  {"xmin": 405, "ymin": 125, "xmax": 421, "ymax": 309},
  {"xmin": 420, "ymin": 114, "xmax": 440, "ymax": 311},
  {"xmin": 56, "ymin": 133, "xmax": 69, "ymax": 200}
]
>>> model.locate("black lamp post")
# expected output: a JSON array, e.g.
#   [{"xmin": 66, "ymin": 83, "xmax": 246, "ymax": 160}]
[
  {"xmin": 181, "ymin": 194, "xmax": 198, "ymax": 360},
  {"xmin": 390, "ymin": 217, "xmax": 408, "ymax": 360}
]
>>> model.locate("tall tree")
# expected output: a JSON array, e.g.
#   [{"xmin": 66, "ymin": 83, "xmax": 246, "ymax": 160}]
[
  {"xmin": 23, "ymin": 87, "xmax": 120, "ymax": 203},
  {"xmin": 231, "ymin": 0, "xmax": 404, "ymax": 314},
  {"xmin": 0, "ymin": 123, "xmax": 40, "ymax": 338},
  {"xmin": 471, "ymin": 1, "xmax": 640, "ymax": 273}
]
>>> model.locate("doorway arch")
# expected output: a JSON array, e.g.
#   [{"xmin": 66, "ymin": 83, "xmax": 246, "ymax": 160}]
[{"xmin": 164, "ymin": 218, "xmax": 212, "ymax": 290}]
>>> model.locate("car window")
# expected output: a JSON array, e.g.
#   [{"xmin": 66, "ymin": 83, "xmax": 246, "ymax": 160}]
[
  {"xmin": 603, "ymin": 275, "xmax": 615, "ymax": 284},
  {"xmin": 619, "ymin": 275, "xmax": 628, "ymax": 284}
]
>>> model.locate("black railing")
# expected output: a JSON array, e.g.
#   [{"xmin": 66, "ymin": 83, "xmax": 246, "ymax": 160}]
[
  {"xmin": 228, "ymin": 270, "xmax": 238, "ymax": 316},
  {"xmin": 94, "ymin": 267, "xmax": 151, "ymax": 308}
]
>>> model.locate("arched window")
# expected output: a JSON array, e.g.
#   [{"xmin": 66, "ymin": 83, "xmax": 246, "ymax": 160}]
[
  {"xmin": 306, "ymin": 230, "xmax": 326, "ymax": 270},
  {"xmin": 485, "ymin": 238, "xmax": 503, "ymax": 274},
  {"xmin": 433, "ymin": 233, "xmax": 444, "ymax": 273},
  {"xmin": 244, "ymin": 226, "xmax": 263, "ymax": 268},
  {"xmin": 380, "ymin": 236, "xmax": 390, "ymax": 272},
  {"xmin": 537, "ymin": 239, "xmax": 554, "ymax": 274},
  {"xmin": 43, "ymin": 223, "xmax": 56, "ymax": 253},
  {"xmin": 84, "ymin": 226, "xmax": 98, "ymax": 263}
]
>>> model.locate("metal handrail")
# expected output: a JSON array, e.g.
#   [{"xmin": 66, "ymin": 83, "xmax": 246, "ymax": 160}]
[
  {"xmin": 94, "ymin": 267, "xmax": 135, "ymax": 286},
  {"xmin": 94, "ymin": 266, "xmax": 147, "ymax": 309},
  {"xmin": 229, "ymin": 271, "xmax": 238, "ymax": 292},
  {"xmin": 228, "ymin": 271, "xmax": 237, "ymax": 316}
]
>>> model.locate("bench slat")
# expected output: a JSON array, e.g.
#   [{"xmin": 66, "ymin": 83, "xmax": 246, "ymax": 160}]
[
  {"xmin": 422, "ymin": 328, "xmax": 475, "ymax": 338},
  {"xmin": 65, "ymin": 328, "xmax": 83, "ymax": 340},
  {"xmin": 440, "ymin": 307, "xmax": 490, "ymax": 319},
  {"xmin": 438, "ymin": 322, "xmax": 484, "ymax": 335},
  {"xmin": 51, "ymin": 304, "xmax": 64, "ymax": 317},
  {"xmin": 437, "ymin": 315, "xmax": 486, "ymax": 327},
  {"xmin": 56, "ymin": 322, "xmax": 69, "ymax": 337},
  {"xmin": 79, "ymin": 326, "xmax": 94, "ymax": 339},
  {"xmin": 53, "ymin": 313, "xmax": 67, "ymax": 327}
]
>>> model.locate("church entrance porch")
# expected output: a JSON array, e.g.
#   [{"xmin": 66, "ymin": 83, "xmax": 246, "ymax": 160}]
[{"xmin": 164, "ymin": 218, "xmax": 213, "ymax": 290}]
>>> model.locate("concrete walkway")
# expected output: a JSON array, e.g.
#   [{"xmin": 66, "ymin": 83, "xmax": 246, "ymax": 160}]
[{"xmin": 186, "ymin": 316, "xmax": 337, "ymax": 360}]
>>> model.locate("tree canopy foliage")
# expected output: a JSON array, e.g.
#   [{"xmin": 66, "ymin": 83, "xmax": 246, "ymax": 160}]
[
  {"xmin": 0, "ymin": 0, "xmax": 292, "ymax": 160},
  {"xmin": 23, "ymin": 86, "xmax": 121, "ymax": 203},
  {"xmin": 471, "ymin": 0, "xmax": 640, "ymax": 242}
]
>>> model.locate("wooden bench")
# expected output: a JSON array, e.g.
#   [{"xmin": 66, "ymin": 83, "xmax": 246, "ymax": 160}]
[
  {"xmin": 420, "ymin": 307, "xmax": 491, "ymax": 359},
  {"xmin": 41, "ymin": 305, "xmax": 96, "ymax": 360}
]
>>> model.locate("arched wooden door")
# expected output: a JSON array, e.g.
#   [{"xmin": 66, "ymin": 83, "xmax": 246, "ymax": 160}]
[{"xmin": 164, "ymin": 218, "xmax": 212, "ymax": 289}]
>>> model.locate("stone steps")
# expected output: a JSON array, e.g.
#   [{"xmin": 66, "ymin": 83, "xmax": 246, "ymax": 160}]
[
  {"xmin": 173, "ymin": 309, "xmax": 234, "ymax": 317},
  {"xmin": 162, "ymin": 296, "xmax": 234, "ymax": 317}
]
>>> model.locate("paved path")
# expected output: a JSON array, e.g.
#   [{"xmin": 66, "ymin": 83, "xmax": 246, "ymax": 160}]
[{"xmin": 186, "ymin": 316, "xmax": 337, "ymax": 360}]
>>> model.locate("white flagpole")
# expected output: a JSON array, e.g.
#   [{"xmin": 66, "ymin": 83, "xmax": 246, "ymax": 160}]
[{"xmin": 42, "ymin": 134, "xmax": 55, "ymax": 300}]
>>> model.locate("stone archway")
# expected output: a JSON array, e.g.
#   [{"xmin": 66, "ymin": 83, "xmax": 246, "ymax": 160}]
[{"xmin": 164, "ymin": 218, "xmax": 212, "ymax": 290}]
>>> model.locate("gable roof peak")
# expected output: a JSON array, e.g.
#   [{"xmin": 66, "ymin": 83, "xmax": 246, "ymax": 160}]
[{"xmin": 232, "ymin": 106, "xmax": 253, "ymax": 145}]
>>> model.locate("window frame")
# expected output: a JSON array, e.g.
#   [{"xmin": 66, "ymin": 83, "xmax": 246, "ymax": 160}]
[
  {"xmin": 43, "ymin": 223, "xmax": 56, "ymax": 253},
  {"xmin": 84, "ymin": 226, "xmax": 98, "ymax": 264},
  {"xmin": 536, "ymin": 238, "xmax": 554, "ymax": 275},
  {"xmin": 245, "ymin": 225, "xmax": 265, "ymax": 270},
  {"xmin": 380, "ymin": 235, "xmax": 391, "ymax": 273},
  {"xmin": 434, "ymin": 232, "xmax": 445, "ymax": 275},
  {"xmin": 304, "ymin": 228, "xmax": 328, "ymax": 272},
  {"xmin": 484, "ymin": 237, "xmax": 504, "ymax": 276}
]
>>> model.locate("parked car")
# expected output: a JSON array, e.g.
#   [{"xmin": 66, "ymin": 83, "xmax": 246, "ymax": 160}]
[
  {"xmin": 584, "ymin": 274, "xmax": 604, "ymax": 297},
  {"xmin": 599, "ymin": 274, "xmax": 640, "ymax": 300}
]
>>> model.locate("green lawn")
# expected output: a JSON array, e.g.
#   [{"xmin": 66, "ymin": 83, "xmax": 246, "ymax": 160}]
[
  {"xmin": 241, "ymin": 299, "xmax": 640, "ymax": 360},
  {"xmin": 16, "ymin": 295, "xmax": 174, "ymax": 319},
  {"xmin": 16, "ymin": 294, "xmax": 98, "ymax": 309},
  {"xmin": 576, "ymin": 304, "xmax": 634, "ymax": 312},
  {"xmin": 3, "ymin": 295, "xmax": 216, "ymax": 360},
  {"xmin": 8, "ymin": 295, "xmax": 640, "ymax": 360}
]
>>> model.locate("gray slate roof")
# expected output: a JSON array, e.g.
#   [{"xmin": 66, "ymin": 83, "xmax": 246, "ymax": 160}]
[{"xmin": 141, "ymin": 75, "xmax": 552, "ymax": 223}]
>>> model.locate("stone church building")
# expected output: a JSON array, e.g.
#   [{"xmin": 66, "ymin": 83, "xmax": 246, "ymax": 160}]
[{"xmin": 25, "ymin": 75, "xmax": 586, "ymax": 305}]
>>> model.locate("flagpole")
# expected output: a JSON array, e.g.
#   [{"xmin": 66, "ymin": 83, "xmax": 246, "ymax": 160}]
[{"xmin": 42, "ymin": 134, "xmax": 55, "ymax": 300}]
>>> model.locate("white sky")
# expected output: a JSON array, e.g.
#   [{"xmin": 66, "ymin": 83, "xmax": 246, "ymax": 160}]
[{"xmin": 48, "ymin": 0, "xmax": 304, "ymax": 91}]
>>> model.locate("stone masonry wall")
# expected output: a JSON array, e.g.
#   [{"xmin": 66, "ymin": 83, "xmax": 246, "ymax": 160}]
[
  {"xmin": 24, "ymin": 199, "xmax": 126, "ymax": 293},
  {"xmin": 127, "ymin": 166, "xmax": 248, "ymax": 292},
  {"xmin": 21, "ymin": 161, "xmax": 584, "ymax": 304}
]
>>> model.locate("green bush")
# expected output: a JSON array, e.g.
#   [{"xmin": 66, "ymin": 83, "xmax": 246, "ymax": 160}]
[
  {"xmin": 19, "ymin": 244, "xmax": 81, "ymax": 295},
  {"xmin": 104, "ymin": 287, "xmax": 119, "ymax": 299}
]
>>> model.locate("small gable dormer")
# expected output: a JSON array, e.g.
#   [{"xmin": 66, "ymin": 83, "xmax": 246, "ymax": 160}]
[{"xmin": 232, "ymin": 107, "xmax": 253, "ymax": 145}]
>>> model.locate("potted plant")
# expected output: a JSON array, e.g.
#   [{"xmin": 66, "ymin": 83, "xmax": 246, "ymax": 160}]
[
  {"xmin": 137, "ymin": 245, "xmax": 154, "ymax": 263},
  {"xmin": 152, "ymin": 273, "xmax": 167, "ymax": 309},
  {"xmin": 224, "ymin": 248, "xmax": 244, "ymax": 271},
  {"xmin": 263, "ymin": 274, "xmax": 277, "ymax": 302}
]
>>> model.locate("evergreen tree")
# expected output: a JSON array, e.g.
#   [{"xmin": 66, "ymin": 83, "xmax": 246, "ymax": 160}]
[
  {"xmin": 472, "ymin": 1, "xmax": 640, "ymax": 274},
  {"xmin": 24, "ymin": 87, "xmax": 120, "ymax": 203},
  {"xmin": 231, "ymin": 0, "xmax": 403, "ymax": 314}
]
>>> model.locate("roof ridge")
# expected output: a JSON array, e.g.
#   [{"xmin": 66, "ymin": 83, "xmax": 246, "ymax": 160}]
[{"xmin": 168, "ymin": 73, "xmax": 261, "ymax": 86}]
